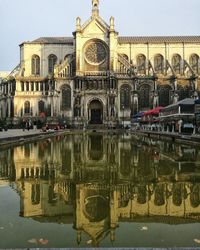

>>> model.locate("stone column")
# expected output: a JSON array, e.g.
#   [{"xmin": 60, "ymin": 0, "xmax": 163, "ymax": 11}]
[{"xmin": 153, "ymin": 93, "xmax": 159, "ymax": 108}]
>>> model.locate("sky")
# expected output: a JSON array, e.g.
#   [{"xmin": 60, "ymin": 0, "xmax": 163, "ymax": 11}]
[{"xmin": 0, "ymin": 0, "xmax": 200, "ymax": 71}]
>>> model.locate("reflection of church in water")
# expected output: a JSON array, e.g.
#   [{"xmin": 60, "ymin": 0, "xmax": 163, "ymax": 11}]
[{"xmin": 1, "ymin": 134, "xmax": 200, "ymax": 246}]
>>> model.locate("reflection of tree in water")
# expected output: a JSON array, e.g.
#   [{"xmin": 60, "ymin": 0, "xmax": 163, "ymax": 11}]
[
  {"xmin": 154, "ymin": 184, "xmax": 165, "ymax": 206},
  {"xmin": 190, "ymin": 184, "xmax": 200, "ymax": 208}
]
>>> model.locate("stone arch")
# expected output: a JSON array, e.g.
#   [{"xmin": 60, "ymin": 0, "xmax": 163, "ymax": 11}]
[
  {"xmin": 190, "ymin": 184, "xmax": 200, "ymax": 208},
  {"xmin": 38, "ymin": 100, "xmax": 45, "ymax": 114},
  {"xmin": 31, "ymin": 184, "xmax": 40, "ymax": 205},
  {"xmin": 61, "ymin": 84, "xmax": 71, "ymax": 110},
  {"xmin": 120, "ymin": 84, "xmax": 131, "ymax": 109},
  {"xmin": 87, "ymin": 97, "xmax": 104, "ymax": 124},
  {"xmin": 64, "ymin": 54, "xmax": 71, "ymax": 60},
  {"xmin": 31, "ymin": 54, "xmax": 40, "ymax": 76},
  {"xmin": 138, "ymin": 83, "xmax": 153, "ymax": 110},
  {"xmin": 24, "ymin": 100, "xmax": 30, "ymax": 114},
  {"xmin": 48, "ymin": 54, "xmax": 57, "ymax": 74},
  {"xmin": 172, "ymin": 183, "xmax": 182, "ymax": 206},
  {"xmin": 136, "ymin": 54, "xmax": 146, "ymax": 75},
  {"xmin": 154, "ymin": 184, "xmax": 165, "ymax": 206},
  {"xmin": 154, "ymin": 54, "xmax": 164, "ymax": 74},
  {"xmin": 158, "ymin": 84, "xmax": 172, "ymax": 107},
  {"xmin": 177, "ymin": 84, "xmax": 191, "ymax": 101},
  {"xmin": 172, "ymin": 54, "xmax": 182, "ymax": 74},
  {"xmin": 137, "ymin": 185, "xmax": 147, "ymax": 204},
  {"xmin": 189, "ymin": 54, "xmax": 199, "ymax": 74},
  {"xmin": 121, "ymin": 53, "xmax": 129, "ymax": 61}
]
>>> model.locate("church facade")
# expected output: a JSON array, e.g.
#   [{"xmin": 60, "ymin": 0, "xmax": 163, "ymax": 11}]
[{"xmin": 0, "ymin": 0, "xmax": 200, "ymax": 127}]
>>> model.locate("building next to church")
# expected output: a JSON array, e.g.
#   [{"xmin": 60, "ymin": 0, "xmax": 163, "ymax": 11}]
[{"xmin": 0, "ymin": 0, "xmax": 200, "ymax": 127}]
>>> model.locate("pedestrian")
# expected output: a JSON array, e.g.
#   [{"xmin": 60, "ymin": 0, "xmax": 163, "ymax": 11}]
[
  {"xmin": 22, "ymin": 119, "xmax": 26, "ymax": 131},
  {"xmin": 33, "ymin": 120, "xmax": 37, "ymax": 130},
  {"xmin": 26, "ymin": 120, "xmax": 30, "ymax": 131}
]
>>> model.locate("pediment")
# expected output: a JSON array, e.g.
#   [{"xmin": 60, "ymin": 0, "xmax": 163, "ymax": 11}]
[{"xmin": 81, "ymin": 16, "xmax": 109, "ymax": 35}]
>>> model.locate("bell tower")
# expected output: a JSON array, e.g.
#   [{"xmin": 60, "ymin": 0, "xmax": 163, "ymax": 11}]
[{"xmin": 92, "ymin": 0, "xmax": 99, "ymax": 17}]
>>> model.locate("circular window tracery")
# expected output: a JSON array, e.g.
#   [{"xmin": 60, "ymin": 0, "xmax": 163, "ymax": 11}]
[{"xmin": 85, "ymin": 41, "xmax": 106, "ymax": 65}]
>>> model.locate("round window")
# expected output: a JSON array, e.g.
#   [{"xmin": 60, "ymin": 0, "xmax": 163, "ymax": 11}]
[{"xmin": 85, "ymin": 42, "xmax": 107, "ymax": 65}]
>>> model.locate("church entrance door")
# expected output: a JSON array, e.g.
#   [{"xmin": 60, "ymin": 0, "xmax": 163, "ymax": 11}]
[{"xmin": 89, "ymin": 100, "xmax": 103, "ymax": 124}]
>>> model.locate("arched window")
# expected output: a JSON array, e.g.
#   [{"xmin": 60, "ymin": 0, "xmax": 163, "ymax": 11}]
[
  {"xmin": 172, "ymin": 54, "xmax": 182, "ymax": 74},
  {"xmin": 190, "ymin": 184, "xmax": 200, "ymax": 208},
  {"xmin": 64, "ymin": 54, "xmax": 71, "ymax": 60},
  {"xmin": 120, "ymin": 84, "xmax": 131, "ymax": 109},
  {"xmin": 137, "ymin": 54, "xmax": 146, "ymax": 74},
  {"xmin": 26, "ymin": 82, "xmax": 29, "ymax": 91},
  {"xmin": 21, "ymin": 82, "xmax": 24, "ymax": 91},
  {"xmin": 172, "ymin": 183, "xmax": 182, "ymax": 206},
  {"xmin": 31, "ymin": 55, "xmax": 40, "ymax": 76},
  {"xmin": 38, "ymin": 100, "xmax": 45, "ymax": 113},
  {"xmin": 138, "ymin": 84, "xmax": 151, "ymax": 109},
  {"xmin": 154, "ymin": 184, "xmax": 165, "ymax": 206},
  {"xmin": 61, "ymin": 85, "xmax": 71, "ymax": 110},
  {"xmin": 154, "ymin": 54, "xmax": 164, "ymax": 74},
  {"xmin": 190, "ymin": 54, "xmax": 199, "ymax": 74},
  {"xmin": 158, "ymin": 85, "xmax": 172, "ymax": 107},
  {"xmin": 177, "ymin": 85, "xmax": 190, "ymax": 101},
  {"xmin": 31, "ymin": 184, "xmax": 40, "ymax": 205},
  {"xmin": 48, "ymin": 54, "xmax": 57, "ymax": 74},
  {"xmin": 121, "ymin": 54, "xmax": 129, "ymax": 61},
  {"xmin": 24, "ymin": 101, "xmax": 30, "ymax": 114}
]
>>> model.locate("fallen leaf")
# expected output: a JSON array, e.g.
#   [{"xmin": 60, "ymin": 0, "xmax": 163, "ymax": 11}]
[
  {"xmin": 140, "ymin": 226, "xmax": 148, "ymax": 231},
  {"xmin": 194, "ymin": 239, "xmax": 200, "ymax": 244},
  {"xmin": 87, "ymin": 240, "xmax": 92, "ymax": 244},
  {"xmin": 39, "ymin": 238, "xmax": 49, "ymax": 245},
  {"xmin": 28, "ymin": 239, "xmax": 37, "ymax": 244}
]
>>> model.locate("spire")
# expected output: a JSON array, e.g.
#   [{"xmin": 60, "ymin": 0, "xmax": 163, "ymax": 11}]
[
  {"xmin": 76, "ymin": 17, "xmax": 81, "ymax": 31},
  {"xmin": 110, "ymin": 16, "xmax": 115, "ymax": 31},
  {"xmin": 92, "ymin": 0, "xmax": 99, "ymax": 17}
]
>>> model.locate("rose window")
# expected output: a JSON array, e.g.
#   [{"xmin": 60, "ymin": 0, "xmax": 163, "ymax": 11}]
[{"xmin": 85, "ymin": 42, "xmax": 106, "ymax": 65}]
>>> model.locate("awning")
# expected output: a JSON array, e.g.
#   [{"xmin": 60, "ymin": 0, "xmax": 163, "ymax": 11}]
[
  {"xmin": 143, "ymin": 107, "xmax": 163, "ymax": 116},
  {"xmin": 183, "ymin": 123, "xmax": 194, "ymax": 128}
]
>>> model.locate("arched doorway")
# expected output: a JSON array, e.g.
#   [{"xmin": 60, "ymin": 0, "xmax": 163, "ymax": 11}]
[{"xmin": 89, "ymin": 99, "xmax": 103, "ymax": 124}]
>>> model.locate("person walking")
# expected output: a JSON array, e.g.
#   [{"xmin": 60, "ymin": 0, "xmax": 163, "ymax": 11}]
[
  {"xmin": 22, "ymin": 119, "xmax": 26, "ymax": 131},
  {"xmin": 33, "ymin": 120, "xmax": 37, "ymax": 130}
]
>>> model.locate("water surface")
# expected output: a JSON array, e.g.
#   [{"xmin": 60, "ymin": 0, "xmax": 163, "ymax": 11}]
[{"xmin": 0, "ymin": 133, "xmax": 200, "ymax": 248}]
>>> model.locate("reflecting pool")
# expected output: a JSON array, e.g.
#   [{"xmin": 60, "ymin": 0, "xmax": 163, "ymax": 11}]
[{"xmin": 1, "ymin": 133, "xmax": 200, "ymax": 248}]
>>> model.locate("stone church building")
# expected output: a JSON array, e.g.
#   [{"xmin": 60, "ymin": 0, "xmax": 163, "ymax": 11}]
[{"xmin": 0, "ymin": 0, "xmax": 200, "ymax": 127}]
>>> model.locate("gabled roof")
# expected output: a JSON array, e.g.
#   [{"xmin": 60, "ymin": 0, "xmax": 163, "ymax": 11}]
[
  {"xmin": 20, "ymin": 37, "xmax": 74, "ymax": 46},
  {"xmin": 81, "ymin": 16, "xmax": 109, "ymax": 32},
  {"xmin": 20, "ymin": 35, "xmax": 200, "ymax": 46},
  {"xmin": 118, "ymin": 36, "xmax": 200, "ymax": 44}
]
